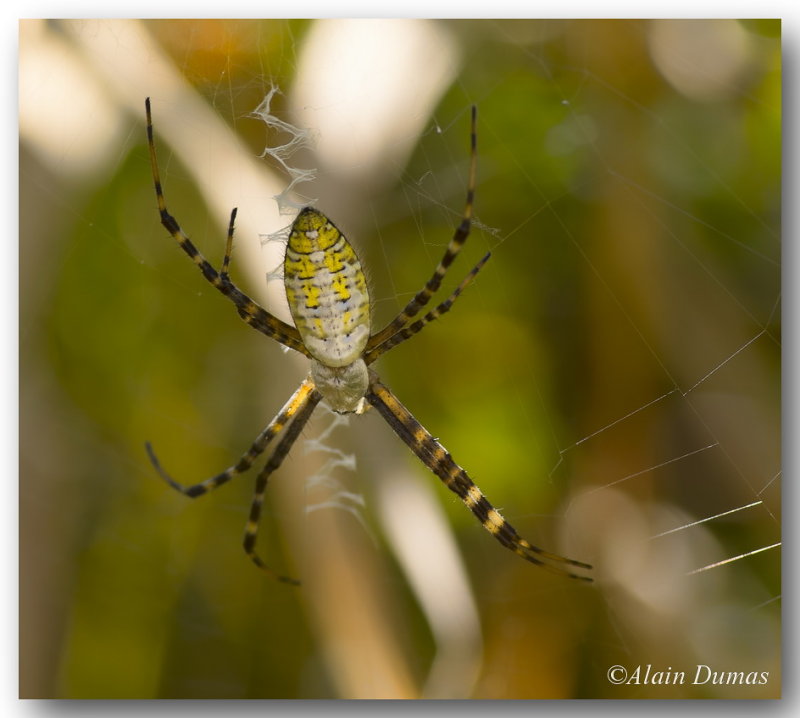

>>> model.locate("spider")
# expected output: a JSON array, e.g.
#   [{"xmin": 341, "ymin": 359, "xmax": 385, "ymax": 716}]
[{"xmin": 144, "ymin": 98, "xmax": 592, "ymax": 585}]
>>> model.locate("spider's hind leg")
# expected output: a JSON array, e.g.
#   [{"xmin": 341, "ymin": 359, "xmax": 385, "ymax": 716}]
[
  {"xmin": 366, "ymin": 377, "xmax": 592, "ymax": 581},
  {"xmin": 146, "ymin": 379, "xmax": 317, "ymax": 499},
  {"xmin": 242, "ymin": 387, "xmax": 323, "ymax": 585}
]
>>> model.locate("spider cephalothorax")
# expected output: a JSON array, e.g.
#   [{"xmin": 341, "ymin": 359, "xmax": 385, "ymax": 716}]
[{"xmin": 144, "ymin": 98, "xmax": 592, "ymax": 585}]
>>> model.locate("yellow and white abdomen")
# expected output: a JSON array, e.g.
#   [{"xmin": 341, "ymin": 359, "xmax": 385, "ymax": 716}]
[
  {"xmin": 284, "ymin": 207, "xmax": 371, "ymax": 413},
  {"xmin": 284, "ymin": 207, "xmax": 371, "ymax": 366}
]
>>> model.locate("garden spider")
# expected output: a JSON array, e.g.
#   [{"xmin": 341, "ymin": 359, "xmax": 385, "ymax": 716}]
[{"xmin": 144, "ymin": 98, "xmax": 592, "ymax": 585}]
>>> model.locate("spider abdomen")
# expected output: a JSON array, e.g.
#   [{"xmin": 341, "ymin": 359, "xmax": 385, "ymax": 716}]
[{"xmin": 284, "ymin": 207, "xmax": 370, "ymax": 367}]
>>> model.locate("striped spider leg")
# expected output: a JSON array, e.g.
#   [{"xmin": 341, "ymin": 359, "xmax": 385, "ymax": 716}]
[
  {"xmin": 146, "ymin": 99, "xmax": 592, "ymax": 583},
  {"xmin": 367, "ymin": 378, "xmax": 592, "ymax": 580},
  {"xmin": 365, "ymin": 107, "xmax": 479, "ymax": 359},
  {"xmin": 144, "ymin": 98, "xmax": 309, "ymax": 357},
  {"xmin": 149, "ymin": 380, "xmax": 321, "ymax": 584}
]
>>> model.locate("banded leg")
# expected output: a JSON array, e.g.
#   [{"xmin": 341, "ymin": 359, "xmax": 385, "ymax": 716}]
[
  {"xmin": 365, "ymin": 251, "xmax": 491, "ymax": 364},
  {"xmin": 146, "ymin": 378, "xmax": 316, "ymax": 498},
  {"xmin": 145, "ymin": 98, "xmax": 309, "ymax": 356},
  {"xmin": 366, "ymin": 105, "xmax": 478, "ymax": 352},
  {"xmin": 243, "ymin": 388, "xmax": 323, "ymax": 584},
  {"xmin": 366, "ymin": 378, "xmax": 592, "ymax": 581}
]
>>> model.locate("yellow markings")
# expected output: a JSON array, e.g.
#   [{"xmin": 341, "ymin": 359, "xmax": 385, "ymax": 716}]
[
  {"xmin": 240, "ymin": 300, "xmax": 257, "ymax": 318},
  {"xmin": 282, "ymin": 381, "xmax": 314, "ymax": 422},
  {"xmin": 379, "ymin": 388, "xmax": 409, "ymax": 420},
  {"xmin": 375, "ymin": 384, "xmax": 395, "ymax": 408},
  {"xmin": 353, "ymin": 268, "xmax": 368, "ymax": 291},
  {"xmin": 484, "ymin": 509, "xmax": 506, "ymax": 535},
  {"xmin": 289, "ymin": 209, "xmax": 341, "ymax": 253},
  {"xmin": 338, "ymin": 241, "xmax": 361, "ymax": 268},
  {"xmin": 413, "ymin": 426, "xmax": 428, "ymax": 445},
  {"xmin": 323, "ymin": 250, "xmax": 344, "ymax": 273},
  {"xmin": 284, "ymin": 254, "xmax": 316, "ymax": 280},
  {"xmin": 312, "ymin": 318, "xmax": 328, "ymax": 339},
  {"xmin": 302, "ymin": 282, "xmax": 321, "ymax": 309},
  {"xmin": 293, "ymin": 381, "xmax": 314, "ymax": 404},
  {"xmin": 245, "ymin": 520, "xmax": 259, "ymax": 534},
  {"xmin": 284, "ymin": 207, "xmax": 371, "ymax": 366},
  {"xmin": 483, "ymin": 521, "xmax": 500, "ymax": 535},
  {"xmin": 465, "ymin": 485, "xmax": 483, "ymax": 508},
  {"xmin": 331, "ymin": 273, "xmax": 351, "ymax": 301}
]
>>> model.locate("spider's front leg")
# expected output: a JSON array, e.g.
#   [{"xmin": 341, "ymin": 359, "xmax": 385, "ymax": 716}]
[
  {"xmin": 144, "ymin": 98, "xmax": 309, "ymax": 356},
  {"xmin": 366, "ymin": 376, "xmax": 592, "ymax": 581},
  {"xmin": 366, "ymin": 105, "xmax": 479, "ymax": 352}
]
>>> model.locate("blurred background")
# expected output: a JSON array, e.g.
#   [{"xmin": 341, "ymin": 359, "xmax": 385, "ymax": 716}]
[{"xmin": 19, "ymin": 19, "xmax": 780, "ymax": 699}]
